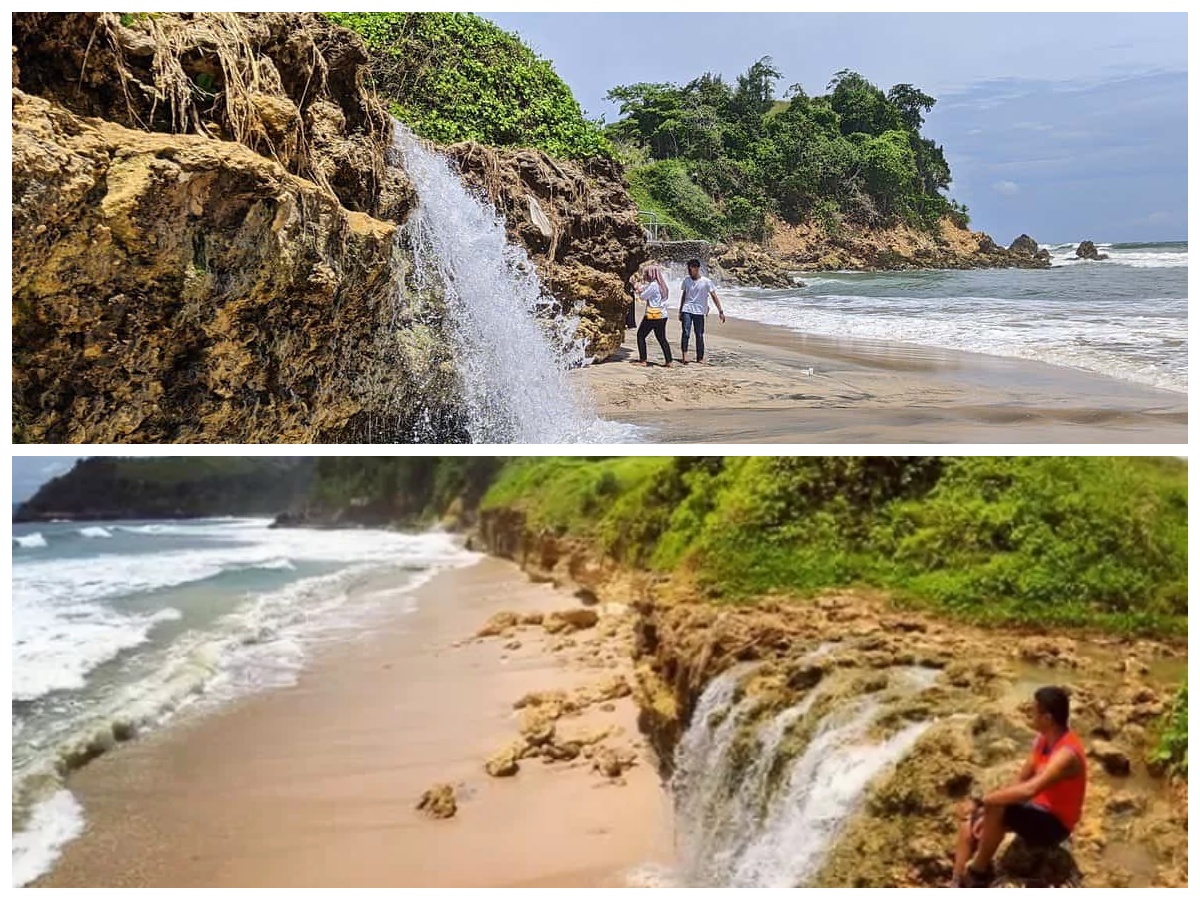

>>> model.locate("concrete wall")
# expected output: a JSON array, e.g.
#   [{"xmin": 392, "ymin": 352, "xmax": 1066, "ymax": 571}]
[{"xmin": 646, "ymin": 240, "xmax": 711, "ymax": 265}]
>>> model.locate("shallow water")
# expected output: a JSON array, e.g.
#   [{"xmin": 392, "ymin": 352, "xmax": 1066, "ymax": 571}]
[{"xmin": 719, "ymin": 241, "xmax": 1187, "ymax": 393}]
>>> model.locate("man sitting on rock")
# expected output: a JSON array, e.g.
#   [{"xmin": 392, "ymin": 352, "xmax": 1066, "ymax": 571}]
[{"xmin": 951, "ymin": 686, "xmax": 1088, "ymax": 888}]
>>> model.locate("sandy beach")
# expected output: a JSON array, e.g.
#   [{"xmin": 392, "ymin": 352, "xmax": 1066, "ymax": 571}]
[
  {"xmin": 577, "ymin": 313, "xmax": 1187, "ymax": 443},
  {"xmin": 38, "ymin": 557, "xmax": 673, "ymax": 888}
]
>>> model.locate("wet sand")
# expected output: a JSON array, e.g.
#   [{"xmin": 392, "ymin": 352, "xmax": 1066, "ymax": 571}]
[
  {"xmin": 577, "ymin": 313, "xmax": 1187, "ymax": 443},
  {"xmin": 39, "ymin": 557, "xmax": 673, "ymax": 887}
]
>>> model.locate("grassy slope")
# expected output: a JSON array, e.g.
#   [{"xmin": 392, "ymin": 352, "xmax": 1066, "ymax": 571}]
[{"xmin": 481, "ymin": 456, "xmax": 1188, "ymax": 638}]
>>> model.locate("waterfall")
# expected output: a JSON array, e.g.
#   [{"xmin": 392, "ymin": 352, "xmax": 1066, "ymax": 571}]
[
  {"xmin": 388, "ymin": 120, "xmax": 628, "ymax": 443},
  {"xmin": 672, "ymin": 664, "xmax": 935, "ymax": 888}
]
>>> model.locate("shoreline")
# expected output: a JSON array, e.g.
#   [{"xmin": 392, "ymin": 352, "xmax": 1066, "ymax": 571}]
[
  {"xmin": 578, "ymin": 312, "xmax": 1186, "ymax": 443},
  {"xmin": 35, "ymin": 557, "xmax": 673, "ymax": 888}
]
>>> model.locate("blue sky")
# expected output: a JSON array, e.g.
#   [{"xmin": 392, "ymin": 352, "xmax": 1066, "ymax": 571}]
[{"xmin": 484, "ymin": 12, "xmax": 1186, "ymax": 243}]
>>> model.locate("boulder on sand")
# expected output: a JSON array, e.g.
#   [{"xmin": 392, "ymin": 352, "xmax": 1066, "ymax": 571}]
[
  {"xmin": 477, "ymin": 611, "xmax": 520, "ymax": 638},
  {"xmin": 484, "ymin": 744, "xmax": 521, "ymax": 777},
  {"xmin": 416, "ymin": 783, "xmax": 458, "ymax": 818},
  {"xmin": 543, "ymin": 608, "xmax": 599, "ymax": 635}
]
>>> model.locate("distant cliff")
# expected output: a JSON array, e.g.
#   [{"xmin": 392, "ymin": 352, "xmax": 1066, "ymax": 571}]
[{"xmin": 13, "ymin": 457, "xmax": 314, "ymax": 521}]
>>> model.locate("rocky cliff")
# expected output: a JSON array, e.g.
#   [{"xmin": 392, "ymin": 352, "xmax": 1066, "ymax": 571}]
[
  {"xmin": 472, "ymin": 504, "xmax": 1187, "ymax": 889},
  {"xmin": 447, "ymin": 143, "xmax": 645, "ymax": 360},
  {"xmin": 11, "ymin": 12, "xmax": 640, "ymax": 443},
  {"xmin": 12, "ymin": 12, "xmax": 465, "ymax": 443},
  {"xmin": 766, "ymin": 215, "xmax": 1051, "ymax": 272}
]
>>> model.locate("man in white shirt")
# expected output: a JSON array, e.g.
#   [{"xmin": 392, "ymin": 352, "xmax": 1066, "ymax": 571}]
[{"xmin": 678, "ymin": 258, "xmax": 726, "ymax": 364}]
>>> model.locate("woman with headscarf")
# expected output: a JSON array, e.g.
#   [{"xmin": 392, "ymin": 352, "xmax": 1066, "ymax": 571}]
[{"xmin": 630, "ymin": 264, "xmax": 673, "ymax": 367}]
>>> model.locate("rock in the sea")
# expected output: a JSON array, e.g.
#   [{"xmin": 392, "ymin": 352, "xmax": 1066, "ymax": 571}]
[
  {"xmin": 543, "ymin": 608, "xmax": 599, "ymax": 635},
  {"xmin": 416, "ymin": 783, "xmax": 458, "ymax": 818},
  {"xmin": 484, "ymin": 744, "xmax": 521, "ymax": 777},
  {"xmin": 711, "ymin": 243, "xmax": 797, "ymax": 288},
  {"xmin": 1075, "ymin": 240, "xmax": 1109, "ymax": 261},
  {"xmin": 477, "ymin": 611, "xmax": 520, "ymax": 638},
  {"xmin": 1090, "ymin": 740, "xmax": 1132, "ymax": 776},
  {"xmin": 1008, "ymin": 234, "xmax": 1041, "ymax": 255}
]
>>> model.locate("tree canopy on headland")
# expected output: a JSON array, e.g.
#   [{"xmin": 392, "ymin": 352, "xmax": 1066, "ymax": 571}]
[{"xmin": 607, "ymin": 63, "xmax": 968, "ymax": 240}]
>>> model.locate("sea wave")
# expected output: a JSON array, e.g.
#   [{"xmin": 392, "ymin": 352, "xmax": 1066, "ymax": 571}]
[
  {"xmin": 729, "ymin": 289, "xmax": 1186, "ymax": 394},
  {"xmin": 14, "ymin": 532, "xmax": 48, "ymax": 549},
  {"xmin": 11, "ymin": 552, "xmax": 475, "ymax": 885},
  {"xmin": 78, "ymin": 526, "xmax": 113, "ymax": 539},
  {"xmin": 12, "ymin": 791, "xmax": 85, "ymax": 887},
  {"xmin": 13, "ymin": 607, "xmax": 183, "ymax": 702},
  {"xmin": 1043, "ymin": 241, "xmax": 1187, "ymax": 269}
]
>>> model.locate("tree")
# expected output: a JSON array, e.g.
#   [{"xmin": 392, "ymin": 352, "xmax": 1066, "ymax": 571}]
[
  {"xmin": 886, "ymin": 83, "xmax": 937, "ymax": 132},
  {"xmin": 827, "ymin": 69, "xmax": 902, "ymax": 136}
]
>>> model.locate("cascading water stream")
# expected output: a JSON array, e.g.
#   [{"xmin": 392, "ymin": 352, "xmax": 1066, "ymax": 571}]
[
  {"xmin": 671, "ymin": 664, "xmax": 936, "ymax": 887},
  {"xmin": 388, "ymin": 120, "xmax": 629, "ymax": 443}
]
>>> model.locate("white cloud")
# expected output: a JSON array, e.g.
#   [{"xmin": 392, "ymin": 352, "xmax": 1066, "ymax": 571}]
[{"xmin": 991, "ymin": 180, "xmax": 1020, "ymax": 196}]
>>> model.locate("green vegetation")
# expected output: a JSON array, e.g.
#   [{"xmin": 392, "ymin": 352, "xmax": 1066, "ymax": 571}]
[
  {"xmin": 311, "ymin": 457, "xmax": 505, "ymax": 524},
  {"xmin": 325, "ymin": 12, "xmax": 611, "ymax": 159},
  {"xmin": 14, "ymin": 458, "xmax": 313, "ymax": 521},
  {"xmin": 606, "ymin": 63, "xmax": 968, "ymax": 241},
  {"xmin": 477, "ymin": 456, "xmax": 1187, "ymax": 638},
  {"xmin": 1151, "ymin": 682, "xmax": 1188, "ymax": 779}
]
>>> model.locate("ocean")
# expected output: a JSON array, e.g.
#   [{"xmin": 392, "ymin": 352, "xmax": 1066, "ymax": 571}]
[
  {"xmin": 10, "ymin": 517, "xmax": 478, "ymax": 886},
  {"xmin": 723, "ymin": 240, "xmax": 1187, "ymax": 393}
]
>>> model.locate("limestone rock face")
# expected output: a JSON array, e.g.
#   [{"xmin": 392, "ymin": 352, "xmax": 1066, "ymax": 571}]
[
  {"xmin": 12, "ymin": 12, "xmax": 465, "ymax": 443},
  {"xmin": 12, "ymin": 91, "xmax": 457, "ymax": 443},
  {"xmin": 446, "ymin": 143, "xmax": 646, "ymax": 361},
  {"xmin": 12, "ymin": 12, "xmax": 405, "ymax": 219}
]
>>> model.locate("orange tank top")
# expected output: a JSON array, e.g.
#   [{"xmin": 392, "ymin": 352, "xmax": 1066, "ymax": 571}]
[{"xmin": 1029, "ymin": 730, "xmax": 1087, "ymax": 832}]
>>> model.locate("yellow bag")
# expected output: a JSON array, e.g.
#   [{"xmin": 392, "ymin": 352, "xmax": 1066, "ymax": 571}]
[{"xmin": 645, "ymin": 307, "xmax": 664, "ymax": 320}]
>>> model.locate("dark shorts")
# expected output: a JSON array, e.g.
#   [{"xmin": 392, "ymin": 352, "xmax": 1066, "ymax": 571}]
[{"xmin": 1002, "ymin": 803, "xmax": 1071, "ymax": 847}]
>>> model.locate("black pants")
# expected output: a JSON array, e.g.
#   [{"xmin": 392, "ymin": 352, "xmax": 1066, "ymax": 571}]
[{"xmin": 637, "ymin": 316, "xmax": 672, "ymax": 363}]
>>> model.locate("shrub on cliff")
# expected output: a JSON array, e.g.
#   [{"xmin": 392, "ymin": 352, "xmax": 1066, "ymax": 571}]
[
  {"xmin": 479, "ymin": 456, "xmax": 1187, "ymax": 638},
  {"xmin": 325, "ymin": 12, "xmax": 611, "ymax": 160}
]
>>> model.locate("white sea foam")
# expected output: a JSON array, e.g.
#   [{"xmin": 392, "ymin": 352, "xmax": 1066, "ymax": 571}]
[
  {"xmin": 729, "ymin": 282, "xmax": 1187, "ymax": 394},
  {"xmin": 14, "ymin": 532, "xmax": 48, "ymax": 549},
  {"xmin": 12, "ymin": 790, "xmax": 85, "ymax": 887},
  {"xmin": 13, "ymin": 606, "xmax": 182, "ymax": 702},
  {"xmin": 78, "ymin": 526, "xmax": 113, "ymax": 539},
  {"xmin": 12, "ymin": 521, "xmax": 482, "ymax": 885}
]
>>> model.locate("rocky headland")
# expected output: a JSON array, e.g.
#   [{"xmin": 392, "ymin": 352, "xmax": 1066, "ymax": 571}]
[{"xmin": 464, "ymin": 505, "xmax": 1188, "ymax": 888}]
